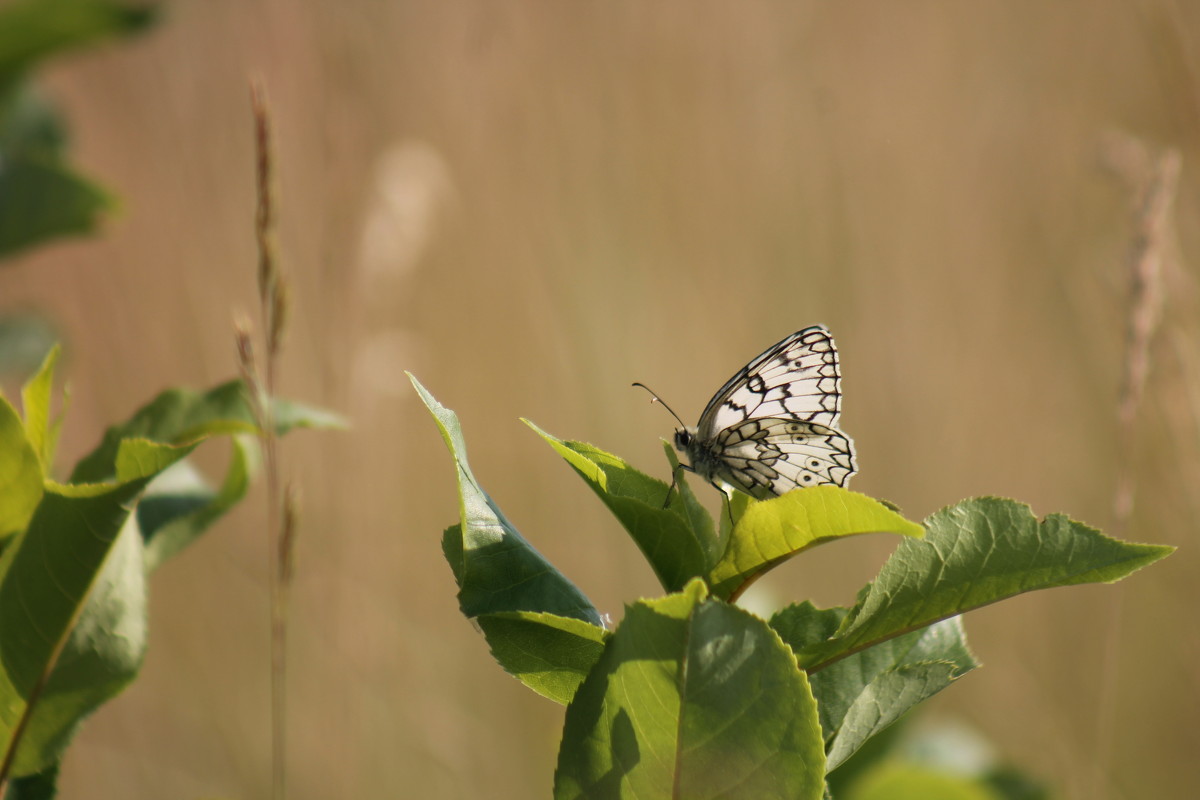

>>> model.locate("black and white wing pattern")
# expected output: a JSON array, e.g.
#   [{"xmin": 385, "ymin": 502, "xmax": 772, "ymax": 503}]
[{"xmin": 675, "ymin": 326, "xmax": 857, "ymax": 499}]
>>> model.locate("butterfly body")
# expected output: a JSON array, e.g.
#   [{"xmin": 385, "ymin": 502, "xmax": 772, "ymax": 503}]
[{"xmin": 669, "ymin": 325, "xmax": 857, "ymax": 499}]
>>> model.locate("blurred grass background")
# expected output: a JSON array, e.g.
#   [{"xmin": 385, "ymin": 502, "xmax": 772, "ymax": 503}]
[{"xmin": 3, "ymin": 2, "xmax": 1198, "ymax": 797}]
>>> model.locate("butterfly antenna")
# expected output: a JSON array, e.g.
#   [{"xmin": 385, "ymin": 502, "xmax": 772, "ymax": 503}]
[{"xmin": 631, "ymin": 382, "xmax": 688, "ymax": 429}]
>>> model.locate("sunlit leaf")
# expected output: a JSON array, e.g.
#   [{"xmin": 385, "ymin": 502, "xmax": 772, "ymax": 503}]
[
  {"xmin": 0, "ymin": 440, "xmax": 193, "ymax": 776},
  {"xmin": 526, "ymin": 422, "xmax": 711, "ymax": 593},
  {"xmin": 19, "ymin": 344, "xmax": 59, "ymax": 468},
  {"xmin": 799, "ymin": 497, "xmax": 1174, "ymax": 672},
  {"xmin": 69, "ymin": 380, "xmax": 343, "ymax": 484},
  {"xmin": 707, "ymin": 486, "xmax": 924, "ymax": 601},
  {"xmin": 0, "ymin": 395, "xmax": 42, "ymax": 540},
  {"xmin": 411, "ymin": 373, "xmax": 600, "ymax": 625},
  {"xmin": 554, "ymin": 579, "xmax": 826, "ymax": 800}
]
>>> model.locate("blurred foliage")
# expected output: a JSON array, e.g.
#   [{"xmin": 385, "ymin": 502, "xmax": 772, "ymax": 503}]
[
  {"xmin": 0, "ymin": 314, "xmax": 57, "ymax": 380},
  {"xmin": 0, "ymin": 0, "xmax": 156, "ymax": 259},
  {"xmin": 833, "ymin": 718, "xmax": 1053, "ymax": 800},
  {"xmin": 0, "ymin": 0, "xmax": 158, "ymax": 392},
  {"xmin": 0, "ymin": 349, "xmax": 340, "ymax": 794}
]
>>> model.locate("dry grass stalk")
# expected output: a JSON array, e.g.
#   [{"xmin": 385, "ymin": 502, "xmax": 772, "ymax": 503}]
[
  {"xmin": 1094, "ymin": 133, "xmax": 1181, "ymax": 800},
  {"xmin": 1102, "ymin": 133, "xmax": 1181, "ymax": 531},
  {"xmin": 246, "ymin": 77, "xmax": 295, "ymax": 800}
]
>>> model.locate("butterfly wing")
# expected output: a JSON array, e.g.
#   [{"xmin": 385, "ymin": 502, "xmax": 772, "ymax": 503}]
[
  {"xmin": 709, "ymin": 418, "xmax": 856, "ymax": 498},
  {"xmin": 696, "ymin": 326, "xmax": 843, "ymax": 439},
  {"xmin": 690, "ymin": 326, "xmax": 856, "ymax": 497}
]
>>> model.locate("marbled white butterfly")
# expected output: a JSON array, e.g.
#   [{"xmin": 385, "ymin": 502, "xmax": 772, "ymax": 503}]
[{"xmin": 636, "ymin": 325, "xmax": 857, "ymax": 500}]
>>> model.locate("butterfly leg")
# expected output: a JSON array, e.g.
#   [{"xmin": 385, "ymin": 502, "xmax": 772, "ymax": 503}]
[
  {"xmin": 712, "ymin": 483, "xmax": 737, "ymax": 528},
  {"xmin": 662, "ymin": 462, "xmax": 697, "ymax": 509}
]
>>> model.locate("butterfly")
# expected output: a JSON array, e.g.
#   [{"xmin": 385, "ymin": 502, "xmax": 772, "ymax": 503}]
[{"xmin": 636, "ymin": 325, "xmax": 857, "ymax": 501}]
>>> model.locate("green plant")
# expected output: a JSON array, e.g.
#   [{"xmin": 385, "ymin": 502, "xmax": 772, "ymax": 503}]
[
  {"xmin": 412, "ymin": 373, "xmax": 1172, "ymax": 800},
  {"xmin": 0, "ymin": 0, "xmax": 157, "ymax": 260},
  {"xmin": 0, "ymin": 32, "xmax": 339, "ymax": 792},
  {"xmin": 0, "ymin": 0, "xmax": 160, "ymax": 379},
  {"xmin": 0, "ymin": 350, "xmax": 339, "ymax": 798}
]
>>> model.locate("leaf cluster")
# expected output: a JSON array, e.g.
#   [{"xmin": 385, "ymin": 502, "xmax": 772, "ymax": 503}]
[
  {"xmin": 412, "ymin": 374, "xmax": 1173, "ymax": 800},
  {"xmin": 0, "ymin": 349, "xmax": 341, "ymax": 797}
]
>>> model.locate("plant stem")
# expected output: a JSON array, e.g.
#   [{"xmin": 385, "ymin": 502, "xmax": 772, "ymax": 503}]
[{"xmin": 250, "ymin": 78, "xmax": 291, "ymax": 800}]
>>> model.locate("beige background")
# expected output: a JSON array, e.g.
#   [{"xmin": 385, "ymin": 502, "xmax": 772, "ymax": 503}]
[{"xmin": 3, "ymin": 2, "xmax": 1198, "ymax": 798}]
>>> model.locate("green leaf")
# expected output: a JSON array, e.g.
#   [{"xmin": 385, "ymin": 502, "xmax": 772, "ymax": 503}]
[
  {"xmin": 0, "ymin": 0, "xmax": 157, "ymax": 89},
  {"xmin": 822, "ymin": 715, "xmax": 911, "ymax": 800},
  {"xmin": 6, "ymin": 512, "xmax": 146, "ymax": 775},
  {"xmin": 0, "ymin": 440, "xmax": 192, "ymax": 776},
  {"xmin": 771, "ymin": 603, "xmax": 978, "ymax": 771},
  {"xmin": 19, "ymin": 344, "xmax": 59, "ymax": 469},
  {"xmin": 0, "ymin": 158, "xmax": 112, "ymax": 258},
  {"xmin": 69, "ymin": 380, "xmax": 343, "ymax": 483},
  {"xmin": 526, "ymin": 422, "xmax": 711, "ymax": 593},
  {"xmin": 272, "ymin": 395, "xmax": 347, "ymax": 435},
  {"xmin": 410, "ymin": 373, "xmax": 600, "ymax": 625},
  {"xmin": 0, "ymin": 85, "xmax": 64, "ymax": 161},
  {"xmin": 659, "ymin": 441, "xmax": 722, "ymax": 561},
  {"xmin": 844, "ymin": 762, "xmax": 1002, "ymax": 800},
  {"xmin": 441, "ymin": 524, "xmax": 464, "ymax": 586},
  {"xmin": 826, "ymin": 662, "xmax": 959, "ymax": 772},
  {"xmin": 0, "ymin": 394, "xmax": 42, "ymax": 540},
  {"xmin": 0, "ymin": 1, "xmax": 158, "ymax": 259},
  {"xmin": 135, "ymin": 436, "xmax": 253, "ymax": 572},
  {"xmin": 769, "ymin": 602, "xmax": 846, "ymax": 663},
  {"xmin": 554, "ymin": 579, "xmax": 826, "ymax": 800},
  {"xmin": 65, "ymin": 380, "xmax": 336, "ymax": 563},
  {"xmin": 0, "ymin": 86, "xmax": 107, "ymax": 260},
  {"xmin": 476, "ymin": 611, "xmax": 610, "ymax": 705},
  {"xmin": 115, "ymin": 437, "xmax": 194, "ymax": 482},
  {"xmin": 799, "ymin": 497, "xmax": 1175, "ymax": 672},
  {"xmin": 3, "ymin": 761, "xmax": 59, "ymax": 800},
  {"xmin": 707, "ymin": 486, "xmax": 925, "ymax": 601}
]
